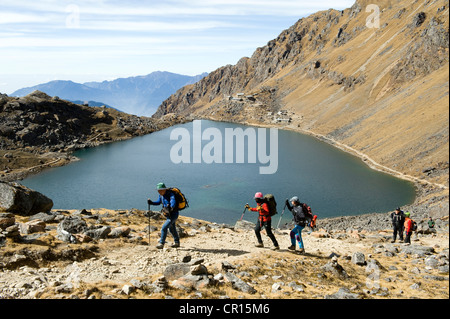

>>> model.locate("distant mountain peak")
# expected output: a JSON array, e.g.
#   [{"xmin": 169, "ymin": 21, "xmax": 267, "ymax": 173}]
[{"xmin": 11, "ymin": 72, "xmax": 208, "ymax": 117}]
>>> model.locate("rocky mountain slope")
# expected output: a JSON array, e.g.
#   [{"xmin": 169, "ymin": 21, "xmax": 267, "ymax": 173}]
[
  {"xmin": 154, "ymin": 0, "xmax": 449, "ymax": 205},
  {"xmin": 0, "ymin": 91, "xmax": 184, "ymax": 182}
]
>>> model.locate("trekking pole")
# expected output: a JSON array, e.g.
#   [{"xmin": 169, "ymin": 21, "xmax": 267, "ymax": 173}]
[
  {"xmin": 277, "ymin": 203, "xmax": 287, "ymax": 229},
  {"xmin": 147, "ymin": 203, "xmax": 151, "ymax": 246},
  {"xmin": 239, "ymin": 204, "xmax": 248, "ymax": 221}
]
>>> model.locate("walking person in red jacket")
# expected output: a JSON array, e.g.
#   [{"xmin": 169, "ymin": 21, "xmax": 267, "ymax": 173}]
[
  {"xmin": 246, "ymin": 192, "xmax": 280, "ymax": 250},
  {"xmin": 404, "ymin": 212, "xmax": 414, "ymax": 244}
]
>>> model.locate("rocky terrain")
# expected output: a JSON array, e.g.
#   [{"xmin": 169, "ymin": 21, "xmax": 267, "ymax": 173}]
[
  {"xmin": 0, "ymin": 182, "xmax": 447, "ymax": 301},
  {"xmin": 0, "ymin": 0, "xmax": 448, "ymax": 302},
  {"xmin": 0, "ymin": 195, "xmax": 448, "ymax": 300},
  {"xmin": 153, "ymin": 0, "xmax": 449, "ymax": 217},
  {"xmin": 0, "ymin": 91, "xmax": 186, "ymax": 182}
]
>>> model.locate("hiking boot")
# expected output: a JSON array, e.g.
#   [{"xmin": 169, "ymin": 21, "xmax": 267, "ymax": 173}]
[
  {"xmin": 156, "ymin": 243, "xmax": 164, "ymax": 249},
  {"xmin": 255, "ymin": 243, "xmax": 264, "ymax": 248},
  {"xmin": 171, "ymin": 242, "xmax": 180, "ymax": 248},
  {"xmin": 298, "ymin": 248, "xmax": 305, "ymax": 254},
  {"xmin": 272, "ymin": 246, "xmax": 280, "ymax": 251},
  {"xmin": 288, "ymin": 245, "xmax": 296, "ymax": 251}
]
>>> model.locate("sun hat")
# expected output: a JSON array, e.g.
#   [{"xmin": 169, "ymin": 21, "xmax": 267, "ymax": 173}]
[
  {"xmin": 156, "ymin": 182, "xmax": 167, "ymax": 190},
  {"xmin": 254, "ymin": 192, "xmax": 263, "ymax": 199}
]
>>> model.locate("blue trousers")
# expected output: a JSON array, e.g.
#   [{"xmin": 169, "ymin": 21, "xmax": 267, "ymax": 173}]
[
  {"xmin": 159, "ymin": 212, "xmax": 180, "ymax": 244},
  {"xmin": 290, "ymin": 224, "xmax": 304, "ymax": 249}
]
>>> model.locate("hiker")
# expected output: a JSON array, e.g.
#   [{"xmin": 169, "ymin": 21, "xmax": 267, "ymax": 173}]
[
  {"xmin": 428, "ymin": 217, "xmax": 435, "ymax": 229},
  {"xmin": 245, "ymin": 192, "xmax": 280, "ymax": 250},
  {"xmin": 390, "ymin": 207, "xmax": 405, "ymax": 243},
  {"xmin": 147, "ymin": 182, "xmax": 180, "ymax": 249},
  {"xmin": 403, "ymin": 212, "xmax": 414, "ymax": 244},
  {"xmin": 285, "ymin": 196, "xmax": 311, "ymax": 254}
]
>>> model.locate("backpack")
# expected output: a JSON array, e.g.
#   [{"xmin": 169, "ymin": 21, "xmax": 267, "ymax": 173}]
[
  {"xmin": 310, "ymin": 215, "xmax": 318, "ymax": 228},
  {"xmin": 301, "ymin": 203, "xmax": 313, "ymax": 221},
  {"xmin": 263, "ymin": 194, "xmax": 278, "ymax": 217},
  {"xmin": 411, "ymin": 219, "xmax": 417, "ymax": 231},
  {"xmin": 169, "ymin": 187, "xmax": 189, "ymax": 211}
]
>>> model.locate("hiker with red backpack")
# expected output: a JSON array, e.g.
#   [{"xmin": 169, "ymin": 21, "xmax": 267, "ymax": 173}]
[
  {"xmin": 148, "ymin": 182, "xmax": 180, "ymax": 249},
  {"xmin": 286, "ymin": 196, "xmax": 312, "ymax": 254},
  {"xmin": 245, "ymin": 192, "xmax": 280, "ymax": 250}
]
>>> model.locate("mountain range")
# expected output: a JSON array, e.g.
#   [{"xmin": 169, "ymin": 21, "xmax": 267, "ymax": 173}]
[
  {"xmin": 154, "ymin": 0, "xmax": 449, "ymax": 191},
  {"xmin": 11, "ymin": 71, "xmax": 208, "ymax": 117}
]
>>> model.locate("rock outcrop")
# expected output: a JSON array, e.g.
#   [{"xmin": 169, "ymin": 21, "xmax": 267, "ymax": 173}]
[
  {"xmin": 0, "ymin": 91, "xmax": 186, "ymax": 181},
  {"xmin": 0, "ymin": 182, "xmax": 53, "ymax": 215}
]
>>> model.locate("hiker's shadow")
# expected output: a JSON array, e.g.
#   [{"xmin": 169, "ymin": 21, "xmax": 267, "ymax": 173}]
[{"xmin": 192, "ymin": 248, "xmax": 250, "ymax": 257}]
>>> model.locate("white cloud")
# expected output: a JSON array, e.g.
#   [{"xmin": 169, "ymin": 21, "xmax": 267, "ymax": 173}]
[
  {"xmin": 1, "ymin": 0, "xmax": 355, "ymax": 18},
  {"xmin": 0, "ymin": 12, "xmax": 49, "ymax": 24},
  {"xmin": 80, "ymin": 20, "xmax": 239, "ymax": 32},
  {"xmin": 0, "ymin": 0, "xmax": 356, "ymax": 93}
]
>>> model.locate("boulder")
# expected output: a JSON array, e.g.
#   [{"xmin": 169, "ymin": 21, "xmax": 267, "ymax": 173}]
[
  {"xmin": 56, "ymin": 216, "xmax": 88, "ymax": 243},
  {"xmin": 3, "ymin": 224, "xmax": 20, "ymax": 238},
  {"xmin": 351, "ymin": 252, "xmax": 366, "ymax": 266},
  {"xmin": 224, "ymin": 272, "xmax": 257, "ymax": 294},
  {"xmin": 325, "ymin": 287, "xmax": 362, "ymax": 299},
  {"xmin": 19, "ymin": 219, "xmax": 46, "ymax": 234},
  {"xmin": 0, "ymin": 182, "xmax": 53, "ymax": 216},
  {"xmin": 58, "ymin": 216, "xmax": 88, "ymax": 234},
  {"xmin": 190, "ymin": 264, "xmax": 208, "ymax": 276},
  {"xmin": 0, "ymin": 213, "xmax": 15, "ymax": 230},
  {"xmin": 171, "ymin": 275, "xmax": 214, "ymax": 291},
  {"xmin": 84, "ymin": 226, "xmax": 111, "ymax": 240},
  {"xmin": 164, "ymin": 263, "xmax": 191, "ymax": 281},
  {"xmin": 322, "ymin": 257, "xmax": 349, "ymax": 279},
  {"xmin": 28, "ymin": 212, "xmax": 57, "ymax": 223},
  {"xmin": 400, "ymin": 245, "xmax": 435, "ymax": 257},
  {"xmin": 109, "ymin": 226, "xmax": 131, "ymax": 238}
]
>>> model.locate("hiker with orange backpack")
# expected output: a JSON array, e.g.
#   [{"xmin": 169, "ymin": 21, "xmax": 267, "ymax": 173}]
[
  {"xmin": 148, "ymin": 182, "xmax": 180, "ymax": 249},
  {"xmin": 245, "ymin": 192, "xmax": 280, "ymax": 250},
  {"xmin": 286, "ymin": 196, "xmax": 312, "ymax": 254}
]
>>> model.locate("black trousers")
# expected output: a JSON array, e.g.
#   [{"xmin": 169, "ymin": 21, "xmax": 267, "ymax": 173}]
[
  {"xmin": 404, "ymin": 231, "xmax": 412, "ymax": 244},
  {"xmin": 255, "ymin": 219, "xmax": 279, "ymax": 247},
  {"xmin": 393, "ymin": 224, "xmax": 404, "ymax": 241}
]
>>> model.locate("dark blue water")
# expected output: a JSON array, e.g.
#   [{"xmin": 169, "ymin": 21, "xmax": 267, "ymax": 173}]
[{"xmin": 21, "ymin": 120, "xmax": 416, "ymax": 225}]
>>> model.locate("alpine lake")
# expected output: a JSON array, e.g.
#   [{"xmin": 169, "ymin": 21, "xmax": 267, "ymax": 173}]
[{"xmin": 22, "ymin": 120, "xmax": 416, "ymax": 226}]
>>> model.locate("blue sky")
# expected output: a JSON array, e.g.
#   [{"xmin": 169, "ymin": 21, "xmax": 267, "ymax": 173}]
[{"xmin": 0, "ymin": 0, "xmax": 355, "ymax": 94}]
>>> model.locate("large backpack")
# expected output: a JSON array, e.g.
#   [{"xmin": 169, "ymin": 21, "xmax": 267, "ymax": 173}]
[
  {"xmin": 264, "ymin": 194, "xmax": 278, "ymax": 217},
  {"xmin": 301, "ymin": 203, "xmax": 313, "ymax": 221},
  {"xmin": 169, "ymin": 187, "xmax": 189, "ymax": 211},
  {"xmin": 411, "ymin": 219, "xmax": 418, "ymax": 232}
]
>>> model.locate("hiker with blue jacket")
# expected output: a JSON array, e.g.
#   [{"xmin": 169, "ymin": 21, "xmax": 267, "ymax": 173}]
[
  {"xmin": 148, "ymin": 182, "xmax": 180, "ymax": 249},
  {"xmin": 286, "ymin": 196, "xmax": 311, "ymax": 254}
]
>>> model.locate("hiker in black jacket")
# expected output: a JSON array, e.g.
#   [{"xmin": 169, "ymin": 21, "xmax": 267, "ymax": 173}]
[
  {"xmin": 390, "ymin": 207, "xmax": 405, "ymax": 243},
  {"xmin": 286, "ymin": 196, "xmax": 311, "ymax": 254}
]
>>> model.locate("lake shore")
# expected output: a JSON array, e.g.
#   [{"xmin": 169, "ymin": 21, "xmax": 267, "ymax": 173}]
[
  {"xmin": 3, "ymin": 117, "xmax": 448, "ymax": 223},
  {"xmin": 194, "ymin": 116, "xmax": 448, "ymax": 220}
]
